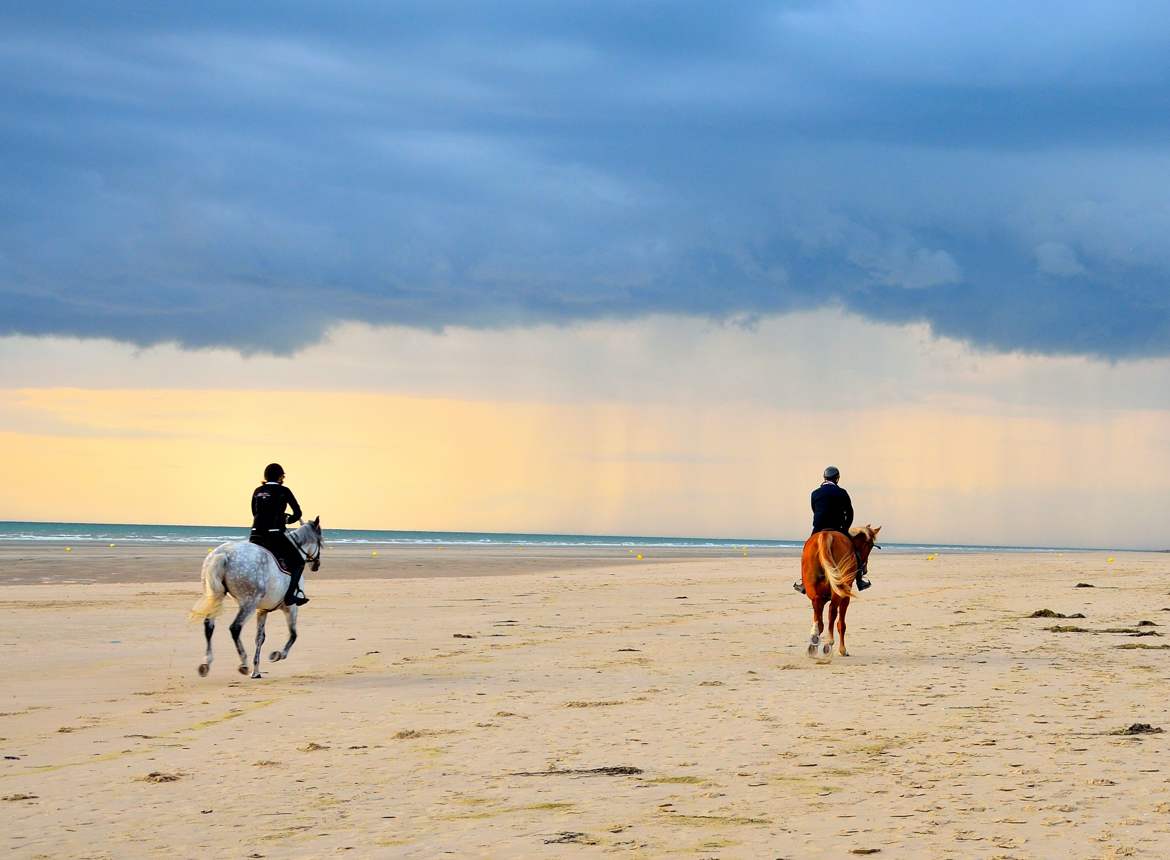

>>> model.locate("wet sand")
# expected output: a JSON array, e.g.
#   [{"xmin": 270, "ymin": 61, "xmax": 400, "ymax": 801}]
[
  {"xmin": 0, "ymin": 542, "xmax": 797, "ymax": 585},
  {"xmin": 3, "ymin": 548, "xmax": 1170, "ymax": 857}
]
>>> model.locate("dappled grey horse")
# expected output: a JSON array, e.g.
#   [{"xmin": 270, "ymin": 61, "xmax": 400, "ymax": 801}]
[{"xmin": 189, "ymin": 517, "xmax": 322, "ymax": 678}]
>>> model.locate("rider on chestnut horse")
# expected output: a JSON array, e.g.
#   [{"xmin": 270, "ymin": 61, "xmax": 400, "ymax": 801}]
[{"xmin": 793, "ymin": 465, "xmax": 871, "ymax": 593}]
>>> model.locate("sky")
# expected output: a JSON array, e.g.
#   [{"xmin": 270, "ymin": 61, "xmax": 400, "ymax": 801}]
[{"xmin": 2, "ymin": 2, "xmax": 1169, "ymax": 547}]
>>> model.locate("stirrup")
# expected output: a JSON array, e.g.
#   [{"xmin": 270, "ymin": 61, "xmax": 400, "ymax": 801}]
[
  {"xmin": 792, "ymin": 581, "xmax": 805, "ymax": 594},
  {"xmin": 856, "ymin": 576, "xmax": 872, "ymax": 591}
]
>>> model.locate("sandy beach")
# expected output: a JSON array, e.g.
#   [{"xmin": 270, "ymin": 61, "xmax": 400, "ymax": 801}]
[{"xmin": 3, "ymin": 547, "xmax": 1170, "ymax": 858}]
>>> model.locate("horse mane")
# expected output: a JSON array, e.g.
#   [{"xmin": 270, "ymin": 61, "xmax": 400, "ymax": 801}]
[
  {"xmin": 291, "ymin": 520, "xmax": 321, "ymax": 542},
  {"xmin": 849, "ymin": 525, "xmax": 876, "ymax": 543}
]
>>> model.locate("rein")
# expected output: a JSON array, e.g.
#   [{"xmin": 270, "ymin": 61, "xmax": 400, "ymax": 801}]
[{"xmin": 287, "ymin": 531, "xmax": 322, "ymax": 572}]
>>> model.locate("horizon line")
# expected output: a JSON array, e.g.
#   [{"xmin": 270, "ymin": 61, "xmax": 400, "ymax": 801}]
[{"xmin": 0, "ymin": 518, "xmax": 1155, "ymax": 553}]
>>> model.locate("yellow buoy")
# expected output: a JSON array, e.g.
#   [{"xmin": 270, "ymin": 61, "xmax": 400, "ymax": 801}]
[
  {"xmin": 64, "ymin": 546, "xmax": 72, "ymax": 552},
  {"xmin": 207, "ymin": 548, "xmax": 213, "ymax": 554},
  {"xmin": 1107, "ymin": 557, "xmax": 1115, "ymax": 564},
  {"xmin": 108, "ymin": 543, "xmax": 116, "ymax": 548},
  {"xmin": 636, "ymin": 553, "xmax": 643, "ymax": 560},
  {"xmin": 371, "ymin": 550, "xmax": 378, "ymax": 557}
]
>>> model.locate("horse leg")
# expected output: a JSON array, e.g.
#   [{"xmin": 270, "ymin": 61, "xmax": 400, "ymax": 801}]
[
  {"xmin": 837, "ymin": 598, "xmax": 850, "ymax": 656},
  {"xmin": 270, "ymin": 605, "xmax": 298, "ymax": 662},
  {"xmin": 807, "ymin": 593, "xmax": 827, "ymax": 659},
  {"xmin": 827, "ymin": 600, "xmax": 839, "ymax": 651},
  {"xmin": 809, "ymin": 594, "xmax": 826, "ymax": 641},
  {"xmin": 198, "ymin": 618, "xmax": 214, "ymax": 676},
  {"xmin": 229, "ymin": 601, "xmax": 257, "ymax": 676},
  {"xmin": 251, "ymin": 610, "xmax": 268, "ymax": 679}
]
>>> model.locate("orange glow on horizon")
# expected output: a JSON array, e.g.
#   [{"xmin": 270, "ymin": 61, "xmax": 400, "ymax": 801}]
[{"xmin": 1, "ymin": 387, "xmax": 1167, "ymax": 548}]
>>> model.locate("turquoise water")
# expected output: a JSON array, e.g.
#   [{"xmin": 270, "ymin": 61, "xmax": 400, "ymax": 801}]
[{"xmin": 0, "ymin": 521, "xmax": 1085, "ymax": 552}]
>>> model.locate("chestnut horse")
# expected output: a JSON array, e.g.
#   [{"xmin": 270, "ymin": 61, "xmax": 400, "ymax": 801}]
[{"xmin": 801, "ymin": 525, "xmax": 881, "ymax": 660}]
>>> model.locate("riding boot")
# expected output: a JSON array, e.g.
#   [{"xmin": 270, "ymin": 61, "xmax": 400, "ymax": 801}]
[
  {"xmin": 854, "ymin": 552, "xmax": 871, "ymax": 590},
  {"xmin": 793, "ymin": 581, "xmax": 805, "ymax": 594},
  {"xmin": 283, "ymin": 569, "xmax": 310, "ymax": 606}
]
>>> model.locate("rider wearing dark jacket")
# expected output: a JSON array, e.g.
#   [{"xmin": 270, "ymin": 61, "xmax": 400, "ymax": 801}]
[
  {"xmin": 811, "ymin": 477, "xmax": 854, "ymax": 535},
  {"xmin": 795, "ymin": 466, "xmax": 871, "ymax": 593},
  {"xmin": 249, "ymin": 463, "xmax": 309, "ymax": 606}
]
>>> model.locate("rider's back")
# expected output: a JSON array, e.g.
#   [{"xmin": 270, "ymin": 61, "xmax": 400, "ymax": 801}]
[
  {"xmin": 251, "ymin": 482, "xmax": 300, "ymax": 534},
  {"xmin": 811, "ymin": 482, "xmax": 853, "ymax": 533}
]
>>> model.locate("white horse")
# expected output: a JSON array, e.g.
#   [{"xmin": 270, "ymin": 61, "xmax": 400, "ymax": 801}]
[{"xmin": 189, "ymin": 517, "xmax": 322, "ymax": 679}]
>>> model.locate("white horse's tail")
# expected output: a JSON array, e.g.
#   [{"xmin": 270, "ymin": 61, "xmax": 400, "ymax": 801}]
[
  {"xmin": 817, "ymin": 533, "xmax": 856, "ymax": 601},
  {"xmin": 189, "ymin": 549, "xmax": 229, "ymax": 622}
]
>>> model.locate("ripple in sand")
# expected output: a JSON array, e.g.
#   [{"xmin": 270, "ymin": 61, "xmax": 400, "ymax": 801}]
[
  {"xmin": 511, "ymin": 765, "xmax": 643, "ymax": 777},
  {"xmin": 1112, "ymin": 723, "xmax": 1163, "ymax": 735},
  {"xmin": 662, "ymin": 813, "xmax": 771, "ymax": 826},
  {"xmin": 393, "ymin": 729, "xmax": 453, "ymax": 740},
  {"xmin": 544, "ymin": 832, "xmax": 598, "ymax": 845}
]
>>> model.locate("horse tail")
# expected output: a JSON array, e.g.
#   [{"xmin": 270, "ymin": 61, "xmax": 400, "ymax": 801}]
[
  {"xmin": 817, "ymin": 533, "xmax": 856, "ymax": 600},
  {"xmin": 189, "ymin": 548, "xmax": 229, "ymax": 622}
]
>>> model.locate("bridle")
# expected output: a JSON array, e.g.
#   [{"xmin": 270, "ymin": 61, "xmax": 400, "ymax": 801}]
[
  {"xmin": 288, "ymin": 529, "xmax": 322, "ymax": 572},
  {"xmin": 856, "ymin": 537, "xmax": 881, "ymax": 576}
]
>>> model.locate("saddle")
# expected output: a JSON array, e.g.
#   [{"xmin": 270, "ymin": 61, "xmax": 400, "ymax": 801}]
[{"xmin": 256, "ymin": 544, "xmax": 293, "ymax": 575}]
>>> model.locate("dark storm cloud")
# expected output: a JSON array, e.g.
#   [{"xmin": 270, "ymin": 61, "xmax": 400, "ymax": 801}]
[{"xmin": 3, "ymin": 1, "xmax": 1170, "ymax": 356}]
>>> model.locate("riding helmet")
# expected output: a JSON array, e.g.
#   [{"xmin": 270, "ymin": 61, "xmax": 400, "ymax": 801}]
[{"xmin": 264, "ymin": 463, "xmax": 285, "ymax": 481}]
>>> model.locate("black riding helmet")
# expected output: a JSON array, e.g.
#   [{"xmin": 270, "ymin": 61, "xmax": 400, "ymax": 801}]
[{"xmin": 264, "ymin": 462, "xmax": 285, "ymax": 482}]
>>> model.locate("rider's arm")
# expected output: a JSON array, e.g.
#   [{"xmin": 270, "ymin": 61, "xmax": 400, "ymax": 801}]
[
  {"xmin": 841, "ymin": 489, "xmax": 854, "ymax": 530},
  {"xmin": 284, "ymin": 487, "xmax": 303, "ymax": 523}
]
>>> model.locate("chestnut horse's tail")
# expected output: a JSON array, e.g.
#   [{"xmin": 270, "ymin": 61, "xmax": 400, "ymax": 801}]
[{"xmin": 817, "ymin": 532, "xmax": 857, "ymax": 600}]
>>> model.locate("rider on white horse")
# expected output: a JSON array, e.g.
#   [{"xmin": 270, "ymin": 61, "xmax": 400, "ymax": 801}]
[{"xmin": 249, "ymin": 463, "xmax": 310, "ymax": 606}]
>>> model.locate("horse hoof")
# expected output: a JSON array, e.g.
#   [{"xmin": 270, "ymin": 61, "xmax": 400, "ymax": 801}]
[
  {"xmin": 238, "ymin": 665, "xmax": 249, "ymax": 675},
  {"xmin": 269, "ymin": 651, "xmax": 283, "ymax": 662},
  {"xmin": 251, "ymin": 672, "xmax": 262, "ymax": 679},
  {"xmin": 808, "ymin": 632, "xmax": 821, "ymax": 646},
  {"xmin": 197, "ymin": 663, "xmax": 209, "ymax": 677},
  {"xmin": 839, "ymin": 649, "xmax": 850, "ymax": 657},
  {"xmin": 817, "ymin": 642, "xmax": 834, "ymax": 662}
]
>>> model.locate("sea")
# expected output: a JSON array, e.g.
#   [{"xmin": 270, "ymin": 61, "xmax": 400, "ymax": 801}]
[{"xmin": 0, "ymin": 521, "xmax": 1085, "ymax": 553}]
